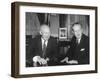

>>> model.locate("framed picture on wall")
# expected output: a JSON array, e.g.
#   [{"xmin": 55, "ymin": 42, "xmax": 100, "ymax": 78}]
[
  {"xmin": 11, "ymin": 2, "xmax": 98, "ymax": 78},
  {"xmin": 59, "ymin": 28, "xmax": 67, "ymax": 40}
]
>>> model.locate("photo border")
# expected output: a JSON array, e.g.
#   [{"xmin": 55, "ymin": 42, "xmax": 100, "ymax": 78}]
[{"xmin": 11, "ymin": 2, "xmax": 98, "ymax": 78}]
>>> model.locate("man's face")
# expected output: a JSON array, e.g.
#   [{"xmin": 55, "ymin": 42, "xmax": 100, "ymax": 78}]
[
  {"xmin": 40, "ymin": 25, "xmax": 50, "ymax": 40},
  {"xmin": 72, "ymin": 24, "xmax": 82, "ymax": 39}
]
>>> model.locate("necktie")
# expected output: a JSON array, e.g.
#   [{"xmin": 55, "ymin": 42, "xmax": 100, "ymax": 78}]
[
  {"xmin": 76, "ymin": 39, "xmax": 79, "ymax": 45},
  {"xmin": 42, "ymin": 40, "xmax": 46, "ymax": 58}
]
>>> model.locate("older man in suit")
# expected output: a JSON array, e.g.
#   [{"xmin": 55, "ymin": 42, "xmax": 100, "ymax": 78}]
[
  {"xmin": 61, "ymin": 22, "xmax": 89, "ymax": 64},
  {"xmin": 27, "ymin": 24, "xmax": 58, "ymax": 67}
]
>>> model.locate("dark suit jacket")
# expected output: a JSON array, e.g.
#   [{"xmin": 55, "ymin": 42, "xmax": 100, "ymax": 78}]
[
  {"xmin": 67, "ymin": 34, "xmax": 89, "ymax": 64},
  {"xmin": 26, "ymin": 35, "xmax": 58, "ymax": 67}
]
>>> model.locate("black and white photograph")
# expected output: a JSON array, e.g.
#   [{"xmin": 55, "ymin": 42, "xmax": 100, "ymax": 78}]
[
  {"xmin": 26, "ymin": 13, "xmax": 90, "ymax": 67},
  {"xmin": 11, "ymin": 2, "xmax": 97, "ymax": 78}
]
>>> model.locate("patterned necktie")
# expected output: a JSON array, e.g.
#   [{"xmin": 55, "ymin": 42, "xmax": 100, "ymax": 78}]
[{"xmin": 42, "ymin": 40, "xmax": 46, "ymax": 58}]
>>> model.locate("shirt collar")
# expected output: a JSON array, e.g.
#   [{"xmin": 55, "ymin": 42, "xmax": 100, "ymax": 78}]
[{"xmin": 41, "ymin": 38, "xmax": 48, "ymax": 46}]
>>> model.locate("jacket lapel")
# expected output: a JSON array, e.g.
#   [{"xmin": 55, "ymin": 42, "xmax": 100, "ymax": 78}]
[
  {"xmin": 45, "ymin": 37, "xmax": 51, "ymax": 55},
  {"xmin": 38, "ymin": 37, "xmax": 42, "ymax": 54}
]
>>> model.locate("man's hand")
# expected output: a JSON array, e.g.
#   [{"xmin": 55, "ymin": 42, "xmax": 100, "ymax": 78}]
[
  {"xmin": 39, "ymin": 58, "xmax": 47, "ymax": 65},
  {"xmin": 60, "ymin": 57, "xmax": 69, "ymax": 63},
  {"xmin": 67, "ymin": 60, "xmax": 78, "ymax": 64},
  {"xmin": 33, "ymin": 56, "xmax": 41, "ymax": 63},
  {"xmin": 33, "ymin": 56, "xmax": 49, "ymax": 66},
  {"xmin": 60, "ymin": 57, "xmax": 78, "ymax": 64},
  {"xmin": 45, "ymin": 57, "xmax": 50, "ymax": 62}
]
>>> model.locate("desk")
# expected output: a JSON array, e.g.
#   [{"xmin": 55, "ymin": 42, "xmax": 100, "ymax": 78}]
[
  {"xmin": 58, "ymin": 40, "xmax": 71, "ymax": 47},
  {"xmin": 57, "ymin": 40, "xmax": 71, "ymax": 64}
]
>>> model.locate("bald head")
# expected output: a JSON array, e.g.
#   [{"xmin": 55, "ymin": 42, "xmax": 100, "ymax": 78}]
[{"xmin": 40, "ymin": 24, "xmax": 51, "ymax": 40}]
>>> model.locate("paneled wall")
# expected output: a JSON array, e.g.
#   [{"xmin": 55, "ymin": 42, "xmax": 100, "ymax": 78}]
[
  {"xmin": 26, "ymin": 13, "xmax": 40, "ymax": 38},
  {"xmin": 60, "ymin": 14, "xmax": 89, "ymax": 39},
  {"xmin": 26, "ymin": 13, "xmax": 89, "ymax": 39}
]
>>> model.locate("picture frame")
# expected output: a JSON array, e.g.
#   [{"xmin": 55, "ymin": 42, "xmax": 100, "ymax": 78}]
[
  {"xmin": 11, "ymin": 2, "xmax": 98, "ymax": 78},
  {"xmin": 59, "ymin": 28, "xmax": 67, "ymax": 40}
]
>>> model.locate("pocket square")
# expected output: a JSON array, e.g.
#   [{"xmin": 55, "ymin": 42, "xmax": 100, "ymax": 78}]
[{"xmin": 80, "ymin": 48, "xmax": 85, "ymax": 51}]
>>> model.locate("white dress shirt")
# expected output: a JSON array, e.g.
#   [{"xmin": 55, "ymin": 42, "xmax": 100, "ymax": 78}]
[
  {"xmin": 77, "ymin": 39, "xmax": 81, "ymax": 44},
  {"xmin": 41, "ymin": 38, "xmax": 48, "ymax": 50}
]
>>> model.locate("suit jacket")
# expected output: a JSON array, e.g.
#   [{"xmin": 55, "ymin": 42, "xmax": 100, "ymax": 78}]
[
  {"xmin": 67, "ymin": 34, "xmax": 89, "ymax": 64},
  {"xmin": 27, "ymin": 35, "xmax": 58, "ymax": 67}
]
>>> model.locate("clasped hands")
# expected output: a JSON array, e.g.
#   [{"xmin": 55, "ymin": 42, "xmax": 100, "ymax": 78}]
[
  {"xmin": 33, "ymin": 56, "xmax": 49, "ymax": 66},
  {"xmin": 60, "ymin": 57, "xmax": 78, "ymax": 64}
]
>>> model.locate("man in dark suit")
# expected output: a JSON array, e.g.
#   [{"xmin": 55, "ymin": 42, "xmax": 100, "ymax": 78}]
[
  {"xmin": 61, "ymin": 22, "xmax": 89, "ymax": 64},
  {"xmin": 27, "ymin": 24, "xmax": 58, "ymax": 67}
]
